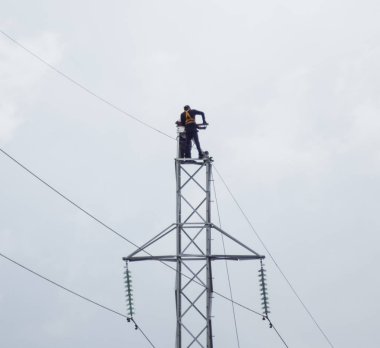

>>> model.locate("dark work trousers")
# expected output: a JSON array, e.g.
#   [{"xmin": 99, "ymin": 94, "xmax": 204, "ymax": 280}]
[
  {"xmin": 179, "ymin": 133, "xmax": 187, "ymax": 158},
  {"xmin": 185, "ymin": 127, "xmax": 202, "ymax": 158}
]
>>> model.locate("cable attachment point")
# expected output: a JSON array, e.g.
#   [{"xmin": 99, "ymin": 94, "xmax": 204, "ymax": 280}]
[
  {"xmin": 124, "ymin": 262, "xmax": 135, "ymax": 319},
  {"xmin": 258, "ymin": 259, "xmax": 270, "ymax": 319}
]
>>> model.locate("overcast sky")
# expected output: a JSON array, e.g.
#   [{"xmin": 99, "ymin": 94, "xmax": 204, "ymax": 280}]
[{"xmin": 1, "ymin": 1, "xmax": 380, "ymax": 347}]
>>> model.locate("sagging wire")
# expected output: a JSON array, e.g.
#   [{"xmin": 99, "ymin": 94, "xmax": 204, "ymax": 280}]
[
  {"xmin": 211, "ymin": 173, "xmax": 241, "ymax": 348},
  {"xmin": 0, "ymin": 251, "xmax": 156, "ymax": 347},
  {"xmin": 0, "ymin": 30, "xmax": 175, "ymax": 141},
  {"xmin": 213, "ymin": 165, "xmax": 334, "ymax": 348},
  {"xmin": 0, "ymin": 28, "xmax": 293, "ymax": 348},
  {"xmin": 0, "ymin": 146, "xmax": 260, "ymax": 319},
  {"xmin": 0, "ymin": 145, "xmax": 288, "ymax": 346},
  {"xmin": 212, "ymin": 172, "xmax": 290, "ymax": 347},
  {"xmin": 0, "ymin": 30, "xmax": 333, "ymax": 348}
]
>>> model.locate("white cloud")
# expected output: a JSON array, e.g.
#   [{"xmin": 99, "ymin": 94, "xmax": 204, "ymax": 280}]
[
  {"xmin": 225, "ymin": 43, "xmax": 380, "ymax": 186},
  {"xmin": 0, "ymin": 104, "xmax": 20, "ymax": 142}
]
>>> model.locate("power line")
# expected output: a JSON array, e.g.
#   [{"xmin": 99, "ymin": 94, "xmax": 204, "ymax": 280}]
[
  {"xmin": 0, "ymin": 153, "xmax": 290, "ymax": 348},
  {"xmin": 0, "ymin": 146, "xmax": 204, "ymax": 289},
  {"xmin": 0, "ymin": 145, "xmax": 291, "ymax": 348},
  {"xmin": 0, "ymin": 147, "xmax": 290, "ymax": 347},
  {"xmin": 212, "ymin": 290, "xmax": 262, "ymax": 317},
  {"xmin": 213, "ymin": 165, "xmax": 335, "ymax": 348},
  {"xmin": 0, "ymin": 29, "xmax": 175, "ymax": 141},
  {"xmin": 0, "ymin": 161, "xmax": 289, "ymax": 348},
  {"xmin": 212, "ymin": 174, "xmax": 241, "ymax": 348},
  {"xmin": 0, "ymin": 30, "xmax": 293, "ymax": 346},
  {"xmin": 130, "ymin": 318, "xmax": 157, "ymax": 348},
  {"xmin": 0, "ymin": 146, "xmax": 206, "ymax": 299},
  {"xmin": 0, "ymin": 147, "xmax": 143, "ymax": 248},
  {"xmin": 270, "ymin": 322, "xmax": 290, "ymax": 348},
  {"xmin": 0, "ymin": 251, "xmax": 157, "ymax": 348},
  {"xmin": 0, "ymin": 146, "xmax": 261, "ymax": 319},
  {"xmin": 212, "ymin": 175, "xmax": 290, "ymax": 348},
  {"xmin": 0, "ymin": 34, "xmax": 293, "ymax": 339},
  {"xmin": 0, "ymin": 144, "xmax": 290, "ymax": 347},
  {"xmin": 214, "ymin": 288, "xmax": 290, "ymax": 347}
]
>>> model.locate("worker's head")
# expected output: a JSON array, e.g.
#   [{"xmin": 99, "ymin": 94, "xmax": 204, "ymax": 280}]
[{"xmin": 184, "ymin": 105, "xmax": 190, "ymax": 111}]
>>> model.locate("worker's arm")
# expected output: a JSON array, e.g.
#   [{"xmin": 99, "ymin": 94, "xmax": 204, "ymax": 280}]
[{"xmin": 192, "ymin": 110, "xmax": 207, "ymax": 124}]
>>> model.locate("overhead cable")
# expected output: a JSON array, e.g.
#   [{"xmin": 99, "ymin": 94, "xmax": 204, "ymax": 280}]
[
  {"xmin": 0, "ymin": 143, "xmax": 289, "ymax": 347},
  {"xmin": 212, "ymin": 174, "xmax": 241, "ymax": 348},
  {"xmin": 213, "ymin": 165, "xmax": 334, "ymax": 348},
  {"xmin": 0, "ymin": 146, "xmax": 265, "ymax": 323},
  {"xmin": 213, "ymin": 288, "xmax": 290, "ymax": 347},
  {"xmin": 270, "ymin": 322, "xmax": 290, "ymax": 348},
  {"xmin": 0, "ymin": 147, "xmax": 142, "ymax": 249},
  {"xmin": 0, "ymin": 29, "xmax": 175, "ymax": 141},
  {"xmin": 0, "ymin": 30, "xmax": 295, "ymax": 346},
  {"xmin": 0, "ymin": 251, "xmax": 156, "ymax": 348}
]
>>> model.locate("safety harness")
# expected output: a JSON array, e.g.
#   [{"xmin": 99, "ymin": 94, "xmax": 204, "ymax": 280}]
[{"xmin": 185, "ymin": 111, "xmax": 196, "ymax": 126}]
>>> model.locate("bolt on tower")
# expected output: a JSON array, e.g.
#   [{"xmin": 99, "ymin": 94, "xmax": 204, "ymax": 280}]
[{"xmin": 123, "ymin": 126, "xmax": 265, "ymax": 348}]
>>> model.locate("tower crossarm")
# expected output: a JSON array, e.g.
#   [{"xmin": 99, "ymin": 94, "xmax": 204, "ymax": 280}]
[{"xmin": 123, "ymin": 254, "xmax": 263, "ymax": 262}]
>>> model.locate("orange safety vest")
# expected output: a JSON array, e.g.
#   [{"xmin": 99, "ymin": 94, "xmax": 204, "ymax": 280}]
[{"xmin": 185, "ymin": 111, "xmax": 196, "ymax": 126}]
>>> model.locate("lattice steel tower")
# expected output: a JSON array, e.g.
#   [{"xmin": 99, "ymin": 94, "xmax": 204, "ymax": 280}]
[{"xmin": 123, "ymin": 126, "xmax": 264, "ymax": 348}]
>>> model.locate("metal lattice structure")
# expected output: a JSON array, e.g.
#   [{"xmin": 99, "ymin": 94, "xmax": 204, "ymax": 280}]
[{"xmin": 123, "ymin": 131, "xmax": 264, "ymax": 348}]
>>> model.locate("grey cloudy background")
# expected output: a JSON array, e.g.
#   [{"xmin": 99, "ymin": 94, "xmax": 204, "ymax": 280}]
[{"xmin": 1, "ymin": 0, "xmax": 379, "ymax": 347}]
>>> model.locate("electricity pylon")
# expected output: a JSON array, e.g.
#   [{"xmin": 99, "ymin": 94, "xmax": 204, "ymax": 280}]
[{"xmin": 123, "ymin": 127, "xmax": 264, "ymax": 348}]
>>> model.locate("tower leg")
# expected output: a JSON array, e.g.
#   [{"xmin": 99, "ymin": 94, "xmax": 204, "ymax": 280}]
[{"xmin": 175, "ymin": 159, "xmax": 182, "ymax": 348}]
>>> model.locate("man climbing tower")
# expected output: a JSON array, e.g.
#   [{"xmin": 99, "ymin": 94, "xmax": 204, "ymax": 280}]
[{"xmin": 180, "ymin": 105, "xmax": 208, "ymax": 159}]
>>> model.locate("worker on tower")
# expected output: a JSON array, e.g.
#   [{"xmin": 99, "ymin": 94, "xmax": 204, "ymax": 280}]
[{"xmin": 180, "ymin": 105, "xmax": 208, "ymax": 159}]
